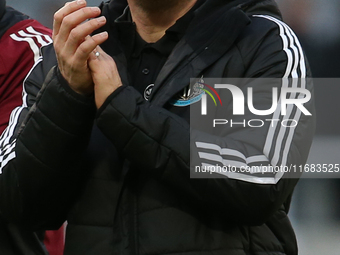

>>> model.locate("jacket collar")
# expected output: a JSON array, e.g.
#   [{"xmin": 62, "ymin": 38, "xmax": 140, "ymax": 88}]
[
  {"xmin": 150, "ymin": 4, "xmax": 251, "ymax": 106},
  {"xmin": 149, "ymin": 0, "xmax": 282, "ymax": 106}
]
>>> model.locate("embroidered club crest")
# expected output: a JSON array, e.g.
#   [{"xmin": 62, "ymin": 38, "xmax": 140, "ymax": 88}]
[{"xmin": 169, "ymin": 77, "xmax": 205, "ymax": 107}]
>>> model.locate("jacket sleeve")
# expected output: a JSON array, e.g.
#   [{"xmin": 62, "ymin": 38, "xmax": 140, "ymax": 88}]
[
  {"xmin": 0, "ymin": 43, "xmax": 96, "ymax": 230},
  {"xmin": 96, "ymin": 16, "xmax": 315, "ymax": 225}
]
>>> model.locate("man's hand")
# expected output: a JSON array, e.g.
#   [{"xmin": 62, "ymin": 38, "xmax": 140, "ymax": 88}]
[
  {"xmin": 88, "ymin": 46, "xmax": 123, "ymax": 109},
  {"xmin": 53, "ymin": 0, "xmax": 108, "ymax": 95}
]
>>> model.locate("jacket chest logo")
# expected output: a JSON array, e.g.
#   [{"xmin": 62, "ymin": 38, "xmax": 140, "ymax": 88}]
[{"xmin": 169, "ymin": 77, "xmax": 205, "ymax": 107}]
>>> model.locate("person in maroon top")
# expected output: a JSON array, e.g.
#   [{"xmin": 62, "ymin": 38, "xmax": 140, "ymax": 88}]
[{"xmin": 0, "ymin": 1, "xmax": 64, "ymax": 254}]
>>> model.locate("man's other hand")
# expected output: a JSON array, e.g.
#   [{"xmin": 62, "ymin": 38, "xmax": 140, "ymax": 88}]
[{"xmin": 88, "ymin": 46, "xmax": 123, "ymax": 109}]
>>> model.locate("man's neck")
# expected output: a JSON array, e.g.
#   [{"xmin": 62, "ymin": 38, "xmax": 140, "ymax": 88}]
[{"xmin": 128, "ymin": 0, "xmax": 197, "ymax": 43}]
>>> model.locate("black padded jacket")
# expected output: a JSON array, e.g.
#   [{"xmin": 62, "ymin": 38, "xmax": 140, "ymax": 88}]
[{"xmin": 0, "ymin": 0, "xmax": 315, "ymax": 254}]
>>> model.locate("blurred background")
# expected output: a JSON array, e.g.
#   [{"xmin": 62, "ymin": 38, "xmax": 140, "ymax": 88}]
[{"xmin": 5, "ymin": 0, "xmax": 340, "ymax": 254}]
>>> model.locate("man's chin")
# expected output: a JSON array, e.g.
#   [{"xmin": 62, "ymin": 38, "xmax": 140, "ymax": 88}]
[{"xmin": 135, "ymin": 0, "xmax": 185, "ymax": 13}]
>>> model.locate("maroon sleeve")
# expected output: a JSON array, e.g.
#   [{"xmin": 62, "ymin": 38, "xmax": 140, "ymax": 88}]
[{"xmin": 0, "ymin": 19, "xmax": 52, "ymax": 133}]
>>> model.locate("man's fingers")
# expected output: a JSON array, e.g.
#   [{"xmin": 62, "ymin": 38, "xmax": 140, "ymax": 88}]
[
  {"xmin": 53, "ymin": 0, "xmax": 87, "ymax": 39},
  {"xmin": 55, "ymin": 6, "xmax": 101, "ymax": 46},
  {"xmin": 62, "ymin": 16, "xmax": 106, "ymax": 56},
  {"xmin": 75, "ymin": 31, "xmax": 108, "ymax": 63}
]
